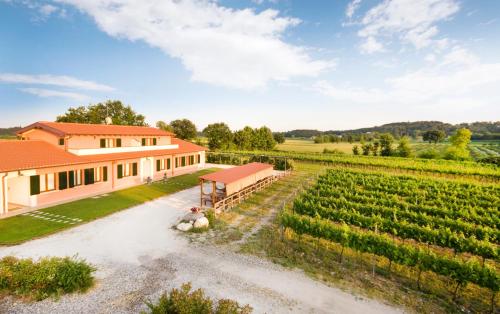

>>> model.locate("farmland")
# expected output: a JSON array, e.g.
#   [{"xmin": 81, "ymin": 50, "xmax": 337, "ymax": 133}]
[{"xmin": 205, "ymin": 150, "xmax": 500, "ymax": 313}]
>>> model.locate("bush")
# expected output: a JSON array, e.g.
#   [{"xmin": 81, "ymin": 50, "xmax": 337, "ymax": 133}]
[
  {"xmin": 418, "ymin": 148, "xmax": 440, "ymax": 159},
  {"xmin": 144, "ymin": 283, "xmax": 252, "ymax": 314},
  {"xmin": 479, "ymin": 156, "xmax": 500, "ymax": 166},
  {"xmin": 443, "ymin": 146, "xmax": 470, "ymax": 160},
  {"xmin": 322, "ymin": 148, "xmax": 344, "ymax": 155},
  {"xmin": 0, "ymin": 255, "xmax": 95, "ymax": 300}
]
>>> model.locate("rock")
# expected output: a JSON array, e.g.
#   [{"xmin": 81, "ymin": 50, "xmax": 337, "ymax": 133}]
[
  {"xmin": 181, "ymin": 212, "xmax": 204, "ymax": 222},
  {"xmin": 193, "ymin": 217, "xmax": 209, "ymax": 229},
  {"xmin": 176, "ymin": 222, "xmax": 193, "ymax": 232}
]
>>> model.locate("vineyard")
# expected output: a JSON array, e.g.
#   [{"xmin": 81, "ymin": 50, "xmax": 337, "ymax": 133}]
[
  {"xmin": 280, "ymin": 168, "xmax": 500, "ymax": 310},
  {"xmin": 207, "ymin": 151, "xmax": 500, "ymax": 181}
]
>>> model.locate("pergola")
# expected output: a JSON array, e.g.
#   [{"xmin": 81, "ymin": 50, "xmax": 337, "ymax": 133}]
[{"xmin": 199, "ymin": 162, "xmax": 274, "ymax": 207}]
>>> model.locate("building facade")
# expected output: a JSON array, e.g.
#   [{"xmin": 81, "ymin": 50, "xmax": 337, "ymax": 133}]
[{"xmin": 0, "ymin": 121, "xmax": 206, "ymax": 216}]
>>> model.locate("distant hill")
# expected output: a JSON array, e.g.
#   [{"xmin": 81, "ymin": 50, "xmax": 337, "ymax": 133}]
[
  {"xmin": 0, "ymin": 126, "xmax": 21, "ymax": 137},
  {"xmin": 285, "ymin": 121, "xmax": 500, "ymax": 140}
]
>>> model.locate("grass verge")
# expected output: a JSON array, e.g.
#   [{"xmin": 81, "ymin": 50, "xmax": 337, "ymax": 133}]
[{"xmin": 0, "ymin": 168, "xmax": 218, "ymax": 245}]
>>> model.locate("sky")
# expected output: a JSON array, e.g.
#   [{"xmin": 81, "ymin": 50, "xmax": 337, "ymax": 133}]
[{"xmin": 1, "ymin": 0, "xmax": 500, "ymax": 131}]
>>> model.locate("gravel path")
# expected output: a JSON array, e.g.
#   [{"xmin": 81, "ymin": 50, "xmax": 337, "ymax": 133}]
[{"xmin": 0, "ymin": 187, "xmax": 404, "ymax": 314}]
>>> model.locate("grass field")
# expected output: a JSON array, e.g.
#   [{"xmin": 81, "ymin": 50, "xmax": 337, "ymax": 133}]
[
  {"xmin": 276, "ymin": 138, "xmax": 500, "ymax": 160},
  {"xmin": 0, "ymin": 168, "xmax": 217, "ymax": 245}
]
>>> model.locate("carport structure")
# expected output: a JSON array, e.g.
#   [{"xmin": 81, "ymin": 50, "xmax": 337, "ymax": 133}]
[{"xmin": 199, "ymin": 162, "xmax": 275, "ymax": 211}]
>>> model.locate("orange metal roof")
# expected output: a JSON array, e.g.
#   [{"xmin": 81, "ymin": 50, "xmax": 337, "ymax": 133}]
[
  {"xmin": 0, "ymin": 138, "xmax": 206, "ymax": 173},
  {"xmin": 17, "ymin": 121, "xmax": 173, "ymax": 137},
  {"xmin": 199, "ymin": 162, "xmax": 273, "ymax": 184}
]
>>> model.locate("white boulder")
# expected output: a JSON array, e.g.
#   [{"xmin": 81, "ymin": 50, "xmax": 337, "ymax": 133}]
[
  {"xmin": 176, "ymin": 222, "xmax": 193, "ymax": 232},
  {"xmin": 193, "ymin": 217, "xmax": 209, "ymax": 229}
]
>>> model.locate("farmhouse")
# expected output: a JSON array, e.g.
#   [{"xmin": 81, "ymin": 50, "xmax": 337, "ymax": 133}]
[{"xmin": 0, "ymin": 121, "xmax": 206, "ymax": 215}]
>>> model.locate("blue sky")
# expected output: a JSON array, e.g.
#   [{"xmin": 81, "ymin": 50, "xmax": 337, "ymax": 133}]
[{"xmin": 1, "ymin": 0, "xmax": 500, "ymax": 131}]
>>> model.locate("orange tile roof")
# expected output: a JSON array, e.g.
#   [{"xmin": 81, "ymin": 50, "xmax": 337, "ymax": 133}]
[
  {"xmin": 199, "ymin": 162, "xmax": 273, "ymax": 184},
  {"xmin": 17, "ymin": 121, "xmax": 173, "ymax": 137},
  {"xmin": 0, "ymin": 140, "xmax": 86, "ymax": 172},
  {"xmin": 0, "ymin": 138, "xmax": 206, "ymax": 173}
]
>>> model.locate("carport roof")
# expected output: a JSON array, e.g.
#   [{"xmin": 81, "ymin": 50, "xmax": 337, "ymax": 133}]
[{"xmin": 199, "ymin": 162, "xmax": 273, "ymax": 184}]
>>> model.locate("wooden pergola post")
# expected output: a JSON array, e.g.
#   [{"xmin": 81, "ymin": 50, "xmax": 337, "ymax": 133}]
[
  {"xmin": 212, "ymin": 181, "xmax": 216, "ymax": 207},
  {"xmin": 200, "ymin": 178, "xmax": 204, "ymax": 207}
]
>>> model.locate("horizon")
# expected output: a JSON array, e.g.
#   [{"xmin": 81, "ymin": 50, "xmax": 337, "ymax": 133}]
[{"xmin": 2, "ymin": 0, "xmax": 500, "ymax": 130}]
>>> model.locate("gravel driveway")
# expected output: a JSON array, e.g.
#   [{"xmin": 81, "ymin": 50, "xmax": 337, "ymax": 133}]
[{"xmin": 0, "ymin": 187, "xmax": 403, "ymax": 314}]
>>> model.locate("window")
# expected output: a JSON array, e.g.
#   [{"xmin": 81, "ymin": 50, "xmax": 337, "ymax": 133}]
[
  {"xmin": 100, "ymin": 138, "xmax": 121, "ymax": 148},
  {"xmin": 156, "ymin": 159, "xmax": 171, "ymax": 171},
  {"xmin": 181, "ymin": 156, "xmax": 186, "ymax": 167},
  {"xmin": 189, "ymin": 155, "xmax": 195, "ymax": 165},
  {"xmin": 118, "ymin": 162, "xmax": 138, "ymax": 178},
  {"xmin": 197, "ymin": 154, "xmax": 201, "ymax": 164},
  {"xmin": 142, "ymin": 138, "xmax": 157, "ymax": 146},
  {"xmin": 59, "ymin": 138, "xmax": 65, "ymax": 146},
  {"xmin": 36, "ymin": 173, "xmax": 56, "ymax": 193}
]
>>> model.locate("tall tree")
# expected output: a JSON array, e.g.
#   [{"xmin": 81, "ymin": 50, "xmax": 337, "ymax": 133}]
[
  {"xmin": 253, "ymin": 126, "xmax": 276, "ymax": 150},
  {"xmin": 422, "ymin": 130, "xmax": 446, "ymax": 144},
  {"xmin": 234, "ymin": 126, "xmax": 255, "ymax": 150},
  {"xmin": 170, "ymin": 119, "xmax": 197, "ymax": 140},
  {"xmin": 273, "ymin": 132, "xmax": 286, "ymax": 144},
  {"xmin": 156, "ymin": 121, "xmax": 174, "ymax": 133},
  {"xmin": 379, "ymin": 133, "xmax": 394, "ymax": 156},
  {"xmin": 445, "ymin": 128, "xmax": 472, "ymax": 160},
  {"xmin": 396, "ymin": 136, "xmax": 413, "ymax": 157},
  {"xmin": 203, "ymin": 123, "xmax": 233, "ymax": 150},
  {"xmin": 56, "ymin": 100, "xmax": 146, "ymax": 125}
]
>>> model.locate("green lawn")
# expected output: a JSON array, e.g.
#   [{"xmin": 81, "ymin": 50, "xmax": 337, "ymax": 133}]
[{"xmin": 0, "ymin": 168, "xmax": 218, "ymax": 245}]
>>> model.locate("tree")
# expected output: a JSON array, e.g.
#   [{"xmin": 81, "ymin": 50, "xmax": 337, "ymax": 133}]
[
  {"xmin": 379, "ymin": 133, "xmax": 394, "ymax": 156},
  {"xmin": 445, "ymin": 128, "xmax": 471, "ymax": 160},
  {"xmin": 156, "ymin": 121, "xmax": 174, "ymax": 133},
  {"xmin": 56, "ymin": 100, "xmax": 146, "ymax": 125},
  {"xmin": 170, "ymin": 119, "xmax": 197, "ymax": 140},
  {"xmin": 203, "ymin": 123, "xmax": 233, "ymax": 150},
  {"xmin": 362, "ymin": 143, "xmax": 372, "ymax": 156},
  {"xmin": 371, "ymin": 141, "xmax": 380, "ymax": 156},
  {"xmin": 273, "ymin": 132, "xmax": 286, "ymax": 144},
  {"xmin": 233, "ymin": 126, "xmax": 255, "ymax": 150},
  {"xmin": 352, "ymin": 145, "xmax": 360, "ymax": 155},
  {"xmin": 396, "ymin": 136, "xmax": 413, "ymax": 157},
  {"xmin": 422, "ymin": 130, "xmax": 446, "ymax": 144},
  {"xmin": 253, "ymin": 126, "xmax": 276, "ymax": 150}
]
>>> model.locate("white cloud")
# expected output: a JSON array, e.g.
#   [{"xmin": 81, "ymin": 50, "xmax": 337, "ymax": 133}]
[
  {"xmin": 0, "ymin": 73, "xmax": 114, "ymax": 91},
  {"xmin": 313, "ymin": 50, "xmax": 500, "ymax": 108},
  {"xmin": 19, "ymin": 88, "xmax": 89, "ymax": 101},
  {"xmin": 39, "ymin": 4, "xmax": 58, "ymax": 17},
  {"xmin": 356, "ymin": 0, "xmax": 459, "ymax": 53},
  {"xmin": 54, "ymin": 0, "xmax": 333, "ymax": 90},
  {"xmin": 346, "ymin": 0, "xmax": 362, "ymax": 19},
  {"xmin": 360, "ymin": 36, "xmax": 385, "ymax": 54}
]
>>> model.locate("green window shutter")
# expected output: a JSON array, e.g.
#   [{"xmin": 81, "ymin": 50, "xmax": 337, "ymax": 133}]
[
  {"xmin": 167, "ymin": 159, "xmax": 171, "ymax": 170},
  {"xmin": 182, "ymin": 156, "xmax": 186, "ymax": 167},
  {"xmin": 58, "ymin": 172, "xmax": 68, "ymax": 190},
  {"xmin": 100, "ymin": 139, "xmax": 106, "ymax": 148},
  {"xmin": 30, "ymin": 175, "xmax": 40, "ymax": 195},
  {"xmin": 84, "ymin": 168, "xmax": 95, "ymax": 185},
  {"xmin": 156, "ymin": 159, "xmax": 161, "ymax": 171},
  {"xmin": 68, "ymin": 171, "xmax": 75, "ymax": 188},
  {"xmin": 153, "ymin": 138, "xmax": 157, "ymax": 145},
  {"xmin": 175, "ymin": 158, "xmax": 178, "ymax": 168},
  {"xmin": 117, "ymin": 164, "xmax": 123, "ymax": 179},
  {"xmin": 197, "ymin": 154, "xmax": 201, "ymax": 163},
  {"xmin": 116, "ymin": 139, "xmax": 122, "ymax": 147},
  {"xmin": 132, "ymin": 163, "xmax": 138, "ymax": 176},
  {"xmin": 103, "ymin": 166, "xmax": 108, "ymax": 182},
  {"xmin": 141, "ymin": 138, "xmax": 146, "ymax": 146}
]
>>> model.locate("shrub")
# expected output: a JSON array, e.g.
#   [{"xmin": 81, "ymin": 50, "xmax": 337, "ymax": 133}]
[
  {"xmin": 0, "ymin": 255, "xmax": 95, "ymax": 300},
  {"xmin": 205, "ymin": 209, "xmax": 216, "ymax": 226},
  {"xmin": 418, "ymin": 148, "xmax": 440, "ymax": 159},
  {"xmin": 144, "ymin": 283, "xmax": 252, "ymax": 314},
  {"xmin": 322, "ymin": 148, "xmax": 344, "ymax": 155}
]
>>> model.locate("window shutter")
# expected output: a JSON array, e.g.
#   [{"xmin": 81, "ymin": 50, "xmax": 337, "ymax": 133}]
[
  {"xmin": 30, "ymin": 175, "xmax": 40, "ymax": 195},
  {"xmin": 175, "ymin": 158, "xmax": 178, "ymax": 168},
  {"xmin": 132, "ymin": 163, "xmax": 138, "ymax": 176},
  {"xmin": 116, "ymin": 139, "xmax": 122, "ymax": 147},
  {"xmin": 58, "ymin": 172, "xmax": 68, "ymax": 190},
  {"xmin": 156, "ymin": 159, "xmax": 161, "ymax": 171},
  {"xmin": 167, "ymin": 159, "xmax": 171, "ymax": 170},
  {"xmin": 100, "ymin": 139, "xmax": 106, "ymax": 148},
  {"xmin": 182, "ymin": 156, "xmax": 186, "ymax": 167},
  {"xmin": 141, "ymin": 138, "xmax": 146, "ymax": 146},
  {"xmin": 117, "ymin": 164, "xmax": 123, "ymax": 179},
  {"xmin": 103, "ymin": 167, "xmax": 108, "ymax": 182},
  {"xmin": 59, "ymin": 138, "xmax": 65, "ymax": 146},
  {"xmin": 84, "ymin": 168, "xmax": 95, "ymax": 185},
  {"xmin": 68, "ymin": 171, "xmax": 75, "ymax": 188},
  {"xmin": 153, "ymin": 138, "xmax": 157, "ymax": 145},
  {"xmin": 197, "ymin": 154, "xmax": 201, "ymax": 163}
]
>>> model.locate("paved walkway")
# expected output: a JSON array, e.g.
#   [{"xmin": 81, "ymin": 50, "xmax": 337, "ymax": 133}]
[{"xmin": 0, "ymin": 187, "xmax": 403, "ymax": 314}]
